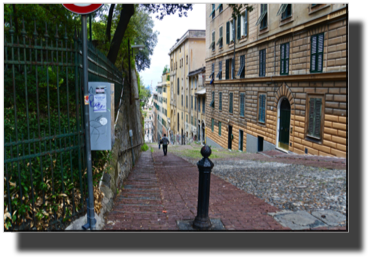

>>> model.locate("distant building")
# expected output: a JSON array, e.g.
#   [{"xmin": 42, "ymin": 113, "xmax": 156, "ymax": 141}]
[{"xmin": 169, "ymin": 29, "xmax": 206, "ymax": 145}]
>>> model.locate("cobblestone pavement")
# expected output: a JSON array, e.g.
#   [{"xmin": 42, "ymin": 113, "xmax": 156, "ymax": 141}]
[
  {"xmin": 165, "ymin": 143, "xmax": 347, "ymax": 228},
  {"xmin": 103, "ymin": 150, "xmax": 289, "ymax": 230}
]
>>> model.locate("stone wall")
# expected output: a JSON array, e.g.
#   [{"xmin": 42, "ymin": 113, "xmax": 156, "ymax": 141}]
[{"xmin": 66, "ymin": 69, "xmax": 144, "ymax": 230}]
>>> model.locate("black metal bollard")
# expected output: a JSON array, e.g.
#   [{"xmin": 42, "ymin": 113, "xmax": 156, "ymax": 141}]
[{"xmin": 193, "ymin": 145, "xmax": 214, "ymax": 230}]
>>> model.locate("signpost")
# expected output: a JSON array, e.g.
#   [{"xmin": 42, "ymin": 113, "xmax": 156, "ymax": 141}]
[{"xmin": 63, "ymin": 4, "xmax": 103, "ymax": 230}]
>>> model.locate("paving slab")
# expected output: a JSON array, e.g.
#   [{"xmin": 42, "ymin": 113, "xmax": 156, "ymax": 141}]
[
  {"xmin": 311, "ymin": 210, "xmax": 346, "ymax": 226},
  {"xmin": 270, "ymin": 211, "xmax": 326, "ymax": 230}
]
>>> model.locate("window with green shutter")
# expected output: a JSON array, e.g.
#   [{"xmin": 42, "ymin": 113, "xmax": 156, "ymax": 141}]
[
  {"xmin": 259, "ymin": 4, "xmax": 268, "ymax": 30},
  {"xmin": 186, "ymin": 114, "xmax": 188, "ymax": 123},
  {"xmin": 218, "ymin": 122, "xmax": 221, "ymax": 136},
  {"xmin": 186, "ymin": 95, "xmax": 188, "ymax": 108},
  {"xmin": 258, "ymin": 94, "xmax": 266, "ymax": 123},
  {"xmin": 218, "ymin": 26, "xmax": 223, "ymax": 48},
  {"xmin": 259, "ymin": 49, "xmax": 266, "ymax": 77},
  {"xmin": 210, "ymin": 4, "xmax": 215, "ymax": 19},
  {"xmin": 211, "ymin": 118, "xmax": 214, "ymax": 132},
  {"xmin": 307, "ymin": 97, "xmax": 323, "ymax": 139},
  {"xmin": 237, "ymin": 55, "xmax": 245, "ymax": 78},
  {"xmin": 219, "ymin": 92, "xmax": 222, "ymax": 111},
  {"xmin": 210, "ymin": 91, "xmax": 215, "ymax": 108},
  {"xmin": 237, "ymin": 12, "xmax": 241, "ymax": 40},
  {"xmin": 310, "ymin": 33, "xmax": 324, "ymax": 73},
  {"xmin": 226, "ymin": 59, "xmax": 230, "ymax": 80},
  {"xmin": 240, "ymin": 93, "xmax": 245, "ymax": 117},
  {"xmin": 226, "ymin": 21, "xmax": 230, "ymax": 44},
  {"xmin": 280, "ymin": 42, "xmax": 289, "ymax": 75},
  {"xmin": 229, "ymin": 93, "xmax": 233, "ymax": 113},
  {"xmin": 244, "ymin": 10, "xmax": 248, "ymax": 36},
  {"xmin": 216, "ymin": 61, "xmax": 222, "ymax": 79}
]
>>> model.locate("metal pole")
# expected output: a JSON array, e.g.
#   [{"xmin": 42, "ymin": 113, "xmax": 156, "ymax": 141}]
[
  {"xmin": 81, "ymin": 14, "xmax": 96, "ymax": 231},
  {"xmin": 129, "ymin": 39, "xmax": 132, "ymax": 105},
  {"xmin": 193, "ymin": 145, "xmax": 214, "ymax": 230}
]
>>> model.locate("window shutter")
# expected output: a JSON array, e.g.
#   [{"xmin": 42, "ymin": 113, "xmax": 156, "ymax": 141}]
[
  {"xmin": 314, "ymin": 98, "xmax": 322, "ymax": 138},
  {"xmin": 226, "ymin": 59, "xmax": 229, "ymax": 79},
  {"xmin": 262, "ymin": 95, "xmax": 266, "ymax": 122},
  {"xmin": 259, "ymin": 50, "xmax": 263, "ymax": 76},
  {"xmin": 226, "ymin": 21, "xmax": 230, "ymax": 44},
  {"xmin": 232, "ymin": 19, "xmax": 235, "ymax": 42},
  {"xmin": 281, "ymin": 44, "xmax": 285, "ymax": 74},
  {"xmin": 231, "ymin": 58, "xmax": 235, "ymax": 79},
  {"xmin": 219, "ymin": 92, "xmax": 222, "ymax": 110},
  {"xmin": 317, "ymin": 34, "xmax": 324, "ymax": 72},
  {"xmin": 229, "ymin": 93, "xmax": 233, "ymax": 113},
  {"xmin": 263, "ymin": 49, "xmax": 266, "ymax": 76},
  {"xmin": 240, "ymin": 94, "xmax": 244, "ymax": 116},
  {"xmin": 286, "ymin": 43, "xmax": 290, "ymax": 74},
  {"xmin": 219, "ymin": 61, "xmax": 222, "ymax": 79},
  {"xmin": 311, "ymin": 35, "xmax": 317, "ymax": 72},
  {"xmin": 308, "ymin": 98, "xmax": 316, "ymax": 136},
  {"xmin": 244, "ymin": 10, "xmax": 248, "ymax": 36},
  {"xmin": 237, "ymin": 14, "xmax": 241, "ymax": 40}
]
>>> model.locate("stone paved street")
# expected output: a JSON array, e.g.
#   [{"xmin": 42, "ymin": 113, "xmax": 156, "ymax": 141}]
[{"xmin": 103, "ymin": 145, "xmax": 346, "ymax": 230}]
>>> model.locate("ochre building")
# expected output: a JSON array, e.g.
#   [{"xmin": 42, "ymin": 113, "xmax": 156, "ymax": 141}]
[{"xmin": 205, "ymin": 3, "xmax": 347, "ymax": 157}]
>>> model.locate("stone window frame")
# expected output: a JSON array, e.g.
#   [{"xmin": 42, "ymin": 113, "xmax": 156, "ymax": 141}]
[{"xmin": 305, "ymin": 94, "xmax": 325, "ymax": 144}]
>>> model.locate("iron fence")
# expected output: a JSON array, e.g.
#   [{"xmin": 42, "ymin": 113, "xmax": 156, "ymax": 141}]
[{"xmin": 4, "ymin": 17, "xmax": 124, "ymax": 230}]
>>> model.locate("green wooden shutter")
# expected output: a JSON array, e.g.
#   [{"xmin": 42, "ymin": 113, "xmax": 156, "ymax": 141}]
[
  {"xmin": 244, "ymin": 10, "xmax": 248, "ymax": 36},
  {"xmin": 219, "ymin": 92, "xmax": 222, "ymax": 110},
  {"xmin": 286, "ymin": 43, "xmax": 289, "ymax": 74},
  {"xmin": 232, "ymin": 19, "xmax": 235, "ymax": 42},
  {"xmin": 263, "ymin": 49, "xmax": 266, "ymax": 76},
  {"xmin": 231, "ymin": 58, "xmax": 235, "ymax": 79},
  {"xmin": 308, "ymin": 98, "xmax": 316, "ymax": 136},
  {"xmin": 310, "ymin": 35, "xmax": 317, "ymax": 72},
  {"xmin": 237, "ymin": 14, "xmax": 241, "ymax": 40},
  {"xmin": 262, "ymin": 95, "xmax": 266, "ymax": 122},
  {"xmin": 226, "ymin": 59, "xmax": 229, "ymax": 80},
  {"xmin": 240, "ymin": 94, "xmax": 245, "ymax": 116},
  {"xmin": 314, "ymin": 98, "xmax": 322, "ymax": 138},
  {"xmin": 259, "ymin": 50, "xmax": 263, "ymax": 76},
  {"xmin": 226, "ymin": 21, "xmax": 230, "ymax": 44},
  {"xmin": 229, "ymin": 93, "xmax": 233, "ymax": 113},
  {"xmin": 317, "ymin": 34, "xmax": 324, "ymax": 72},
  {"xmin": 280, "ymin": 44, "xmax": 285, "ymax": 75}
]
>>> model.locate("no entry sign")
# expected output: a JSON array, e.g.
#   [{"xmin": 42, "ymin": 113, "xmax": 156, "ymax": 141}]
[{"xmin": 62, "ymin": 4, "xmax": 103, "ymax": 14}]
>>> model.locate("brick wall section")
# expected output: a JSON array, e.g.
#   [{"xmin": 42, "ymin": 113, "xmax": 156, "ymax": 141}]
[
  {"xmin": 205, "ymin": 11, "xmax": 346, "ymax": 158},
  {"xmin": 326, "ymin": 19, "xmax": 347, "ymax": 72}
]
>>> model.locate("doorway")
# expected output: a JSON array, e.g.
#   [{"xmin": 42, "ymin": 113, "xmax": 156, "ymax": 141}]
[
  {"xmin": 277, "ymin": 98, "xmax": 291, "ymax": 151},
  {"xmin": 228, "ymin": 125, "xmax": 233, "ymax": 150}
]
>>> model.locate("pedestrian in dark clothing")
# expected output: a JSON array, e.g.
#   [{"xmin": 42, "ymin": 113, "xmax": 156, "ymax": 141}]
[
  {"xmin": 158, "ymin": 137, "xmax": 161, "ymax": 149},
  {"xmin": 160, "ymin": 134, "xmax": 169, "ymax": 156}
]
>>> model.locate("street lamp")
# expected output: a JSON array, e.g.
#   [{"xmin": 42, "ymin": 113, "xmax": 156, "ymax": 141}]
[{"xmin": 128, "ymin": 39, "xmax": 145, "ymax": 105}]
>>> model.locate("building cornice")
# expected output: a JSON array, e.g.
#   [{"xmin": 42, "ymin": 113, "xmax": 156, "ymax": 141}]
[
  {"xmin": 207, "ymin": 72, "xmax": 346, "ymax": 85},
  {"xmin": 205, "ymin": 6, "xmax": 347, "ymax": 63}
]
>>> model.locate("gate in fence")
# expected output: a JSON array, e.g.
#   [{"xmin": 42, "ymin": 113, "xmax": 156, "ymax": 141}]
[{"xmin": 4, "ymin": 16, "xmax": 123, "ymax": 230}]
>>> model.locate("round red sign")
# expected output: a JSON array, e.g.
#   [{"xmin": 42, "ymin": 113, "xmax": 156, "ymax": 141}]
[{"xmin": 63, "ymin": 4, "xmax": 103, "ymax": 15}]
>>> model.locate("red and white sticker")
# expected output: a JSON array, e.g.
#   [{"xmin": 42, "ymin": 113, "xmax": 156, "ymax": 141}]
[{"xmin": 84, "ymin": 95, "xmax": 89, "ymax": 105}]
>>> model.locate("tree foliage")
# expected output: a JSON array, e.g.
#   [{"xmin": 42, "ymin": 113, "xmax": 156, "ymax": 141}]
[{"xmin": 229, "ymin": 4, "xmax": 254, "ymax": 20}]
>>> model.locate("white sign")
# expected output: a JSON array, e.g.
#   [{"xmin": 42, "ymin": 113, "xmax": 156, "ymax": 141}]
[{"xmin": 94, "ymin": 94, "xmax": 106, "ymax": 112}]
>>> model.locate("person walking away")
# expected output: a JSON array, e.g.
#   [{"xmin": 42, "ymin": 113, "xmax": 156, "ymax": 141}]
[
  {"xmin": 158, "ymin": 137, "xmax": 161, "ymax": 149},
  {"xmin": 160, "ymin": 134, "xmax": 169, "ymax": 156}
]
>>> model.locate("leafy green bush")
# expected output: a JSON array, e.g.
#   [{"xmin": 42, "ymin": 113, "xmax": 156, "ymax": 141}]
[{"xmin": 141, "ymin": 143, "xmax": 149, "ymax": 151}]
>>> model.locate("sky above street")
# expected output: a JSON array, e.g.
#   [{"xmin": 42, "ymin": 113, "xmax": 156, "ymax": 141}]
[{"xmin": 139, "ymin": 4, "xmax": 206, "ymax": 92}]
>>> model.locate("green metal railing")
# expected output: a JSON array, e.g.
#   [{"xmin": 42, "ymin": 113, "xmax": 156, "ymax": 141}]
[{"xmin": 4, "ymin": 17, "xmax": 124, "ymax": 230}]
